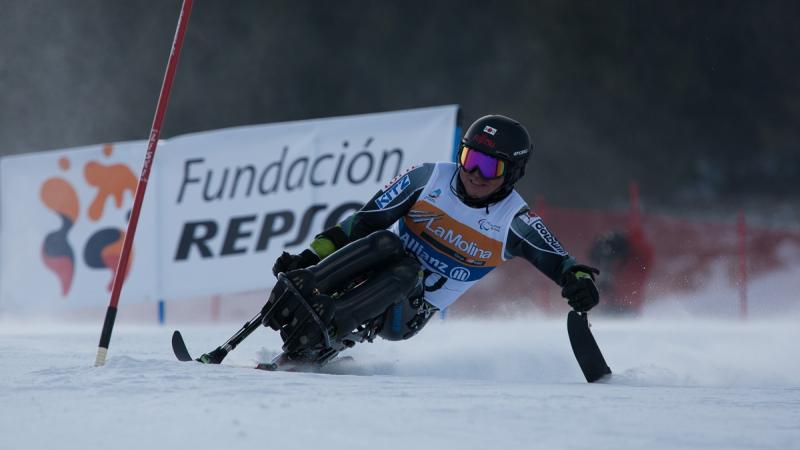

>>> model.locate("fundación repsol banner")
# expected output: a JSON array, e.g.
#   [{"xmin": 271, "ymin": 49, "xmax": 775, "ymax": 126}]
[
  {"xmin": 0, "ymin": 105, "xmax": 458, "ymax": 310},
  {"xmin": 157, "ymin": 105, "xmax": 457, "ymax": 297}
]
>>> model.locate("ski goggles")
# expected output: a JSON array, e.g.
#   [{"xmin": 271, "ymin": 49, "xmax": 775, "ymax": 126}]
[{"xmin": 459, "ymin": 146, "xmax": 507, "ymax": 179}]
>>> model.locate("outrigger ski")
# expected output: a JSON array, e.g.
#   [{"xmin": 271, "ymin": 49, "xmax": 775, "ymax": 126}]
[
  {"xmin": 171, "ymin": 330, "xmax": 194, "ymax": 362},
  {"xmin": 567, "ymin": 311, "xmax": 612, "ymax": 382},
  {"xmin": 171, "ymin": 328, "xmax": 288, "ymax": 370},
  {"xmin": 171, "ymin": 329, "xmax": 238, "ymax": 364}
]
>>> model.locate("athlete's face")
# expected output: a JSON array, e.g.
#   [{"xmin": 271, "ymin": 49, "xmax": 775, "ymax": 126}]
[{"xmin": 458, "ymin": 166, "xmax": 505, "ymax": 200}]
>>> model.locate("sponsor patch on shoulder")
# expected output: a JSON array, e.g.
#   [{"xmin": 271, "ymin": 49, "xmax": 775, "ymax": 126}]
[
  {"xmin": 375, "ymin": 175, "xmax": 410, "ymax": 209},
  {"xmin": 519, "ymin": 212, "xmax": 540, "ymax": 225},
  {"xmin": 383, "ymin": 165, "xmax": 417, "ymax": 191},
  {"xmin": 519, "ymin": 213, "xmax": 567, "ymax": 255}
]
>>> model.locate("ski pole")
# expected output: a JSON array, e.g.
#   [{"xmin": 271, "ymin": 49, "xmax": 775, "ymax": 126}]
[{"xmin": 95, "ymin": 0, "xmax": 194, "ymax": 367}]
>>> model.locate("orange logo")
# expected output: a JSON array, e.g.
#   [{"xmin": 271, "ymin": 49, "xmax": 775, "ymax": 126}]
[
  {"xmin": 40, "ymin": 144, "xmax": 138, "ymax": 296},
  {"xmin": 404, "ymin": 202, "xmax": 503, "ymax": 267}
]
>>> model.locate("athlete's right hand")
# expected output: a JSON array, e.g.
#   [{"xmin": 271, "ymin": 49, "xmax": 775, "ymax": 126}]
[{"xmin": 272, "ymin": 249, "xmax": 320, "ymax": 277}]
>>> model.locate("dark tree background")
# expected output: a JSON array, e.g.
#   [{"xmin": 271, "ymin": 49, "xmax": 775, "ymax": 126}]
[{"xmin": 2, "ymin": 1, "xmax": 798, "ymax": 221}]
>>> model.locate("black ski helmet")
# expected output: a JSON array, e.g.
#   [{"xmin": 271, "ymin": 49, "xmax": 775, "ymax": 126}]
[{"xmin": 455, "ymin": 114, "xmax": 532, "ymax": 205}]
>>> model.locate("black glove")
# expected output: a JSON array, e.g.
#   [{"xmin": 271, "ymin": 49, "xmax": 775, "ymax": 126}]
[
  {"xmin": 272, "ymin": 249, "xmax": 320, "ymax": 277},
  {"xmin": 560, "ymin": 264, "xmax": 600, "ymax": 312}
]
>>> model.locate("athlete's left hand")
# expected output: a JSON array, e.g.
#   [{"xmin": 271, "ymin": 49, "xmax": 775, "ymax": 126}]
[{"xmin": 560, "ymin": 265, "xmax": 600, "ymax": 312}]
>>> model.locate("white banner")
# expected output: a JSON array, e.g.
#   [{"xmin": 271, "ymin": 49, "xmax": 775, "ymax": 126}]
[
  {"xmin": 0, "ymin": 106, "xmax": 458, "ymax": 311},
  {"xmin": 0, "ymin": 141, "xmax": 159, "ymax": 312},
  {"xmin": 157, "ymin": 105, "xmax": 458, "ymax": 297}
]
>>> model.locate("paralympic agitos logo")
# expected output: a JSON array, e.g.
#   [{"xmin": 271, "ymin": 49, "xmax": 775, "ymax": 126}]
[{"xmin": 40, "ymin": 144, "xmax": 137, "ymax": 296}]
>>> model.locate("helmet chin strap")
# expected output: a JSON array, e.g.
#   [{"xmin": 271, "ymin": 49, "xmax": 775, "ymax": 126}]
[{"xmin": 450, "ymin": 169, "xmax": 513, "ymax": 210}]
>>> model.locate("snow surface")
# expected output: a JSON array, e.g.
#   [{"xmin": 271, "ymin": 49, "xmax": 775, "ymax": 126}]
[{"xmin": 1, "ymin": 315, "xmax": 798, "ymax": 450}]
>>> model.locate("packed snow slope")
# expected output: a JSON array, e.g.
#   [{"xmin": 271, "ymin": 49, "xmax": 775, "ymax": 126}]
[{"xmin": 1, "ymin": 315, "xmax": 798, "ymax": 450}]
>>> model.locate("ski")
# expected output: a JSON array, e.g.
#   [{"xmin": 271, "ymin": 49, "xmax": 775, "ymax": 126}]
[
  {"xmin": 171, "ymin": 329, "xmax": 342, "ymax": 372},
  {"xmin": 250, "ymin": 354, "xmax": 357, "ymax": 373},
  {"xmin": 171, "ymin": 347, "xmax": 348, "ymax": 374},
  {"xmin": 567, "ymin": 311, "xmax": 612, "ymax": 383},
  {"xmin": 172, "ymin": 330, "xmax": 289, "ymax": 370},
  {"xmin": 172, "ymin": 329, "xmax": 352, "ymax": 373}
]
